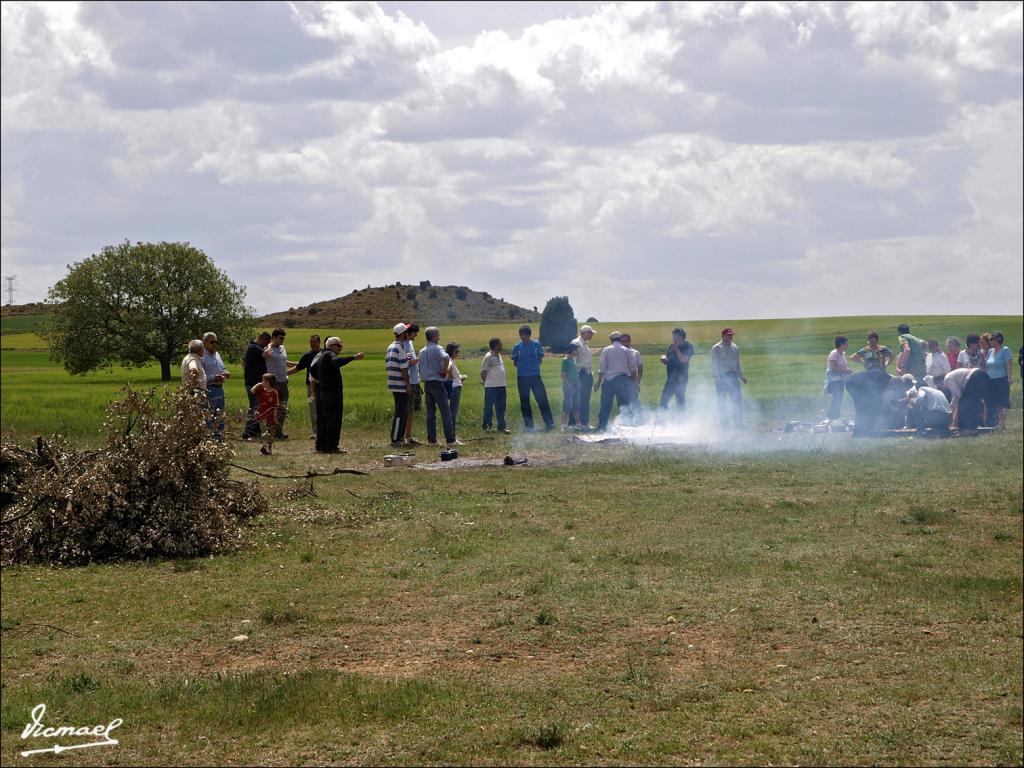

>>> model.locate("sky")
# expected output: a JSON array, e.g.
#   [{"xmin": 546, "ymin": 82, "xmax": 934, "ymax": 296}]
[{"xmin": 2, "ymin": 1, "xmax": 1022, "ymax": 321}]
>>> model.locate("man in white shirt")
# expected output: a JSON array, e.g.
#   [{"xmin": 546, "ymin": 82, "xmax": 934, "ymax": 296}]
[
  {"xmin": 180, "ymin": 339, "xmax": 207, "ymax": 393},
  {"xmin": 906, "ymin": 386, "xmax": 952, "ymax": 433},
  {"xmin": 620, "ymin": 333, "xmax": 643, "ymax": 422},
  {"xmin": 937, "ymin": 367, "xmax": 991, "ymax": 431},
  {"xmin": 595, "ymin": 331, "xmax": 637, "ymax": 431},
  {"xmin": 569, "ymin": 325, "xmax": 596, "ymax": 428},
  {"xmin": 266, "ymin": 328, "xmax": 297, "ymax": 439}
]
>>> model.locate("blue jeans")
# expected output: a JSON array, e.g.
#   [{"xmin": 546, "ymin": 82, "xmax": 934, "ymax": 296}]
[
  {"xmin": 597, "ymin": 375, "xmax": 633, "ymax": 431},
  {"xmin": 424, "ymin": 380, "xmax": 456, "ymax": 443},
  {"xmin": 483, "ymin": 387, "xmax": 507, "ymax": 430},
  {"xmin": 447, "ymin": 384, "xmax": 463, "ymax": 426},
  {"xmin": 825, "ymin": 379, "xmax": 845, "ymax": 420},
  {"xmin": 562, "ymin": 384, "xmax": 579, "ymax": 415},
  {"xmin": 573, "ymin": 370, "xmax": 594, "ymax": 426},
  {"xmin": 659, "ymin": 375, "xmax": 687, "ymax": 410},
  {"xmin": 243, "ymin": 389, "xmax": 262, "ymax": 438},
  {"xmin": 517, "ymin": 375, "xmax": 554, "ymax": 430},
  {"xmin": 715, "ymin": 373, "xmax": 744, "ymax": 427},
  {"xmin": 206, "ymin": 385, "xmax": 225, "ymax": 437}
]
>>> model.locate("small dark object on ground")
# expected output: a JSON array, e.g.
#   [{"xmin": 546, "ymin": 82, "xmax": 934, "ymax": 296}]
[
  {"xmin": 504, "ymin": 454, "xmax": 528, "ymax": 466},
  {"xmin": 440, "ymin": 449, "xmax": 459, "ymax": 461}
]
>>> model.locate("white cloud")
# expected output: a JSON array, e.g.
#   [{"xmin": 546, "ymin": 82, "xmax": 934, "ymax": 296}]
[{"xmin": 1, "ymin": 1, "xmax": 1021, "ymax": 318}]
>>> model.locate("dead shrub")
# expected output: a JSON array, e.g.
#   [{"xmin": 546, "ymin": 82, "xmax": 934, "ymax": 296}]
[{"xmin": 1, "ymin": 387, "xmax": 268, "ymax": 566}]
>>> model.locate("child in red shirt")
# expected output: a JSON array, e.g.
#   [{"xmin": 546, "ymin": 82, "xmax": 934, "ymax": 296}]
[{"xmin": 249, "ymin": 373, "xmax": 281, "ymax": 455}]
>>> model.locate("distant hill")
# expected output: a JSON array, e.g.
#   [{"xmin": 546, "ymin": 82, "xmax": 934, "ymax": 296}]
[
  {"xmin": 1, "ymin": 302, "xmax": 49, "ymax": 318},
  {"xmin": 259, "ymin": 283, "xmax": 541, "ymax": 329}
]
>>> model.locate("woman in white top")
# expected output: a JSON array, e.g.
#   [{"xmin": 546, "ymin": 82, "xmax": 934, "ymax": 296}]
[
  {"xmin": 444, "ymin": 342, "xmax": 467, "ymax": 433},
  {"xmin": 925, "ymin": 338, "xmax": 951, "ymax": 378},
  {"xmin": 825, "ymin": 335, "xmax": 853, "ymax": 420}
]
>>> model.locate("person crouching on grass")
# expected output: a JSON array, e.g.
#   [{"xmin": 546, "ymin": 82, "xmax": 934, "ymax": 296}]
[
  {"xmin": 250, "ymin": 373, "xmax": 281, "ymax": 455},
  {"xmin": 560, "ymin": 342, "xmax": 581, "ymax": 430}
]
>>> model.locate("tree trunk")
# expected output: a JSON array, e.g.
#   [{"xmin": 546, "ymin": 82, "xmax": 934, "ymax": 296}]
[{"xmin": 159, "ymin": 356, "xmax": 172, "ymax": 382}]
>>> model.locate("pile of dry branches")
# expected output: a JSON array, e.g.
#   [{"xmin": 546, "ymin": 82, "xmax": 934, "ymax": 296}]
[{"xmin": 1, "ymin": 387, "xmax": 267, "ymax": 566}]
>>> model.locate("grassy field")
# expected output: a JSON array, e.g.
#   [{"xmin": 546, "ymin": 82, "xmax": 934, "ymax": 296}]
[
  {"xmin": 2, "ymin": 315, "xmax": 1021, "ymax": 440},
  {"xmin": 0, "ymin": 314, "xmax": 47, "ymax": 335},
  {"xmin": 1, "ymin": 315, "xmax": 1022, "ymax": 765}
]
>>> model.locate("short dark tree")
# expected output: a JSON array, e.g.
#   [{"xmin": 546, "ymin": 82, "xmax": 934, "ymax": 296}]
[
  {"xmin": 419, "ymin": 280, "xmax": 431, "ymax": 290},
  {"xmin": 586, "ymin": 316, "xmax": 598, "ymax": 323},
  {"xmin": 429, "ymin": 288, "xmax": 438, "ymax": 299},
  {"xmin": 539, "ymin": 296, "xmax": 577, "ymax": 352},
  {"xmin": 455, "ymin": 286, "xmax": 468, "ymax": 300},
  {"xmin": 42, "ymin": 241, "xmax": 254, "ymax": 382},
  {"xmin": 406, "ymin": 288, "xmax": 417, "ymax": 300}
]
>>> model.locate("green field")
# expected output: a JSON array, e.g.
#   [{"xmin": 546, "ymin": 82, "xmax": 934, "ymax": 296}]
[
  {"xmin": 0, "ymin": 314, "xmax": 47, "ymax": 336},
  {"xmin": 1, "ymin": 315, "xmax": 1021, "ymax": 765},
  {"xmin": 2, "ymin": 315, "xmax": 1021, "ymax": 440}
]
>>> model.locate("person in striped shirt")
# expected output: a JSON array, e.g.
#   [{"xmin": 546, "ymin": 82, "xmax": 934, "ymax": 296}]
[{"xmin": 387, "ymin": 323, "xmax": 413, "ymax": 446}]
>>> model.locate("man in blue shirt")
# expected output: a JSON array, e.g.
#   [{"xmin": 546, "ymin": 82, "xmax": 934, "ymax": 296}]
[
  {"xmin": 201, "ymin": 332, "xmax": 230, "ymax": 440},
  {"xmin": 510, "ymin": 325, "xmax": 555, "ymax": 431}
]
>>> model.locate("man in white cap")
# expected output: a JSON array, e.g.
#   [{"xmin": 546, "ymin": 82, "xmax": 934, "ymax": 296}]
[
  {"xmin": 595, "ymin": 331, "xmax": 637, "ymax": 431},
  {"xmin": 569, "ymin": 324, "xmax": 596, "ymax": 428}
]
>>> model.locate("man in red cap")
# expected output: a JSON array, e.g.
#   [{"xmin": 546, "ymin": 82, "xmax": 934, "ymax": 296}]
[{"xmin": 710, "ymin": 327, "xmax": 748, "ymax": 428}]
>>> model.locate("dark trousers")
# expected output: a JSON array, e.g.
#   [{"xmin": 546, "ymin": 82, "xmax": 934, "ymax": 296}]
[
  {"xmin": 597, "ymin": 375, "xmax": 633, "ymax": 431},
  {"xmin": 659, "ymin": 374, "xmax": 688, "ymax": 410},
  {"xmin": 569, "ymin": 370, "xmax": 594, "ymax": 426},
  {"xmin": 315, "ymin": 387, "xmax": 343, "ymax": 452},
  {"xmin": 390, "ymin": 391, "xmax": 410, "ymax": 443},
  {"xmin": 243, "ymin": 390, "xmax": 262, "ymax": 438},
  {"xmin": 958, "ymin": 371, "xmax": 991, "ymax": 431},
  {"xmin": 825, "ymin": 379, "xmax": 845, "ymax": 420},
  {"xmin": 517, "ymin": 375, "xmax": 554, "ymax": 430},
  {"xmin": 483, "ymin": 386, "xmax": 507, "ymax": 430},
  {"xmin": 424, "ymin": 380, "xmax": 456, "ymax": 443},
  {"xmin": 715, "ymin": 373, "xmax": 744, "ymax": 427},
  {"xmin": 908, "ymin": 408, "xmax": 951, "ymax": 433},
  {"xmin": 846, "ymin": 369, "xmax": 890, "ymax": 437}
]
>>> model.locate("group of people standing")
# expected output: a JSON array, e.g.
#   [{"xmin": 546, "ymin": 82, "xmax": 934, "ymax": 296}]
[
  {"xmin": 181, "ymin": 322, "xmax": 752, "ymax": 455},
  {"xmin": 236, "ymin": 329, "xmax": 365, "ymax": 454},
  {"xmin": 181, "ymin": 320, "xmax": 1016, "ymax": 454},
  {"xmin": 826, "ymin": 323, "xmax": 1018, "ymax": 434},
  {"xmin": 382, "ymin": 322, "xmax": 745, "ymax": 441}
]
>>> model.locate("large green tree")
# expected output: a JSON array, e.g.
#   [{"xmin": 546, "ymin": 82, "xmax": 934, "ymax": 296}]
[
  {"xmin": 42, "ymin": 241, "xmax": 255, "ymax": 381},
  {"xmin": 539, "ymin": 296, "xmax": 578, "ymax": 353}
]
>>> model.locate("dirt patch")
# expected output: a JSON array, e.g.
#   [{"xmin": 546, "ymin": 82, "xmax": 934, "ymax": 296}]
[{"xmin": 411, "ymin": 453, "xmax": 576, "ymax": 471}]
